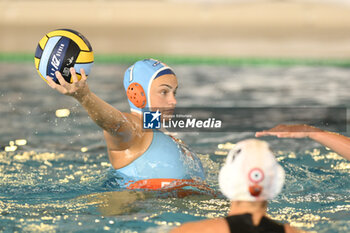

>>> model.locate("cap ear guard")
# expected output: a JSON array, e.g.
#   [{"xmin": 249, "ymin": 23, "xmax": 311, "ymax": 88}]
[{"xmin": 127, "ymin": 82, "xmax": 147, "ymax": 108}]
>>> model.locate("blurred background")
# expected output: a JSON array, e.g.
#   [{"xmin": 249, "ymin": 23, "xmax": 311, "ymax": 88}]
[{"xmin": 1, "ymin": 0, "xmax": 350, "ymax": 61}]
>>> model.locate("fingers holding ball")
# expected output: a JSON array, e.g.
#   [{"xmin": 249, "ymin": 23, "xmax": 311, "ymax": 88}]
[{"xmin": 34, "ymin": 29, "xmax": 94, "ymax": 85}]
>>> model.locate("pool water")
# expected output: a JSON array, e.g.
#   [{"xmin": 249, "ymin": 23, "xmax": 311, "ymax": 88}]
[{"xmin": 0, "ymin": 63, "xmax": 349, "ymax": 232}]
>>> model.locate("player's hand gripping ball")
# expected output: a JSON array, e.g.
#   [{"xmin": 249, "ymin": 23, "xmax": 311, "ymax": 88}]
[{"xmin": 34, "ymin": 29, "xmax": 93, "ymax": 84}]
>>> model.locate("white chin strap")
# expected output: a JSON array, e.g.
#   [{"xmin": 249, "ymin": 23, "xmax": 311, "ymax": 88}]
[{"xmin": 219, "ymin": 139, "xmax": 285, "ymax": 201}]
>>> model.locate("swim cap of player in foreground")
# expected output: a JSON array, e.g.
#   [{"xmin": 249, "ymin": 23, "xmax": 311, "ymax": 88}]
[
  {"xmin": 256, "ymin": 124, "xmax": 350, "ymax": 161},
  {"xmin": 171, "ymin": 139, "xmax": 307, "ymax": 233},
  {"xmin": 46, "ymin": 59, "xmax": 207, "ymax": 192}
]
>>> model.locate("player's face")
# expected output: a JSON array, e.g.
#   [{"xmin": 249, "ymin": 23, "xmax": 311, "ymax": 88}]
[{"xmin": 150, "ymin": 74, "xmax": 178, "ymax": 118}]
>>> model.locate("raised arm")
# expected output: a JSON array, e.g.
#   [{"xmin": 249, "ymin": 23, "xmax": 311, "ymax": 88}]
[
  {"xmin": 256, "ymin": 124, "xmax": 350, "ymax": 161},
  {"xmin": 46, "ymin": 68, "xmax": 142, "ymax": 150}
]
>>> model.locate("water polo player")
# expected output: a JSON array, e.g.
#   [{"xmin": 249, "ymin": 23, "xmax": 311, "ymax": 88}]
[
  {"xmin": 171, "ymin": 139, "xmax": 306, "ymax": 233},
  {"xmin": 46, "ymin": 58, "xmax": 207, "ymax": 191}
]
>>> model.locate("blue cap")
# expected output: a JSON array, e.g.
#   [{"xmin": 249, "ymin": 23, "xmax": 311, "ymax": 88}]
[{"xmin": 123, "ymin": 59, "xmax": 175, "ymax": 113}]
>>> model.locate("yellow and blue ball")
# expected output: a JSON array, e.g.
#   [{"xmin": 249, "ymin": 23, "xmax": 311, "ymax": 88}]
[{"xmin": 34, "ymin": 29, "xmax": 94, "ymax": 84}]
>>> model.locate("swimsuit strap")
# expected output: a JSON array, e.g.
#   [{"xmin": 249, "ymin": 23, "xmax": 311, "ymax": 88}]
[
  {"xmin": 225, "ymin": 214, "xmax": 255, "ymax": 233},
  {"xmin": 225, "ymin": 214, "xmax": 285, "ymax": 233},
  {"xmin": 257, "ymin": 216, "xmax": 285, "ymax": 233}
]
